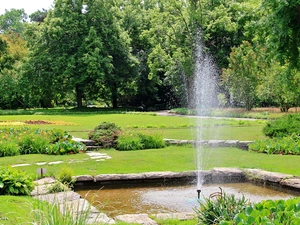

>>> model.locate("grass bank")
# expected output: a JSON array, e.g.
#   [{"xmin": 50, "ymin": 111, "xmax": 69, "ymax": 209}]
[{"xmin": 2, "ymin": 146, "xmax": 300, "ymax": 177}]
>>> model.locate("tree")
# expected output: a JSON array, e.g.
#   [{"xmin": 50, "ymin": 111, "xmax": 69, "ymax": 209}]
[
  {"xmin": 29, "ymin": 9, "xmax": 48, "ymax": 23},
  {"xmin": 222, "ymin": 41, "xmax": 264, "ymax": 110},
  {"xmin": 258, "ymin": 0, "xmax": 300, "ymax": 68},
  {"xmin": 23, "ymin": 0, "xmax": 136, "ymax": 108},
  {"xmin": 0, "ymin": 9, "xmax": 27, "ymax": 35}
]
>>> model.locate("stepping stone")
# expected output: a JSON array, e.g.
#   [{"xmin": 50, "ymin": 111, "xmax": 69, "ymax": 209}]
[
  {"xmin": 48, "ymin": 161, "xmax": 64, "ymax": 165},
  {"xmin": 36, "ymin": 162, "xmax": 47, "ymax": 165},
  {"xmin": 12, "ymin": 163, "xmax": 31, "ymax": 167}
]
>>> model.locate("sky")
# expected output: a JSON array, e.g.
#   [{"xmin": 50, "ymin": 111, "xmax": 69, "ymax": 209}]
[{"xmin": 0, "ymin": 0, "xmax": 54, "ymax": 15}]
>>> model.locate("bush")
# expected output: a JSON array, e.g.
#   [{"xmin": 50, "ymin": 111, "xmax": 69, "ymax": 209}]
[
  {"xmin": 88, "ymin": 122, "xmax": 121, "ymax": 148},
  {"xmin": 0, "ymin": 141, "xmax": 20, "ymax": 157},
  {"xmin": 116, "ymin": 132, "xmax": 166, "ymax": 150},
  {"xmin": 0, "ymin": 127, "xmax": 85, "ymax": 157},
  {"xmin": 19, "ymin": 134, "xmax": 49, "ymax": 154},
  {"xmin": 263, "ymin": 114, "xmax": 300, "ymax": 138},
  {"xmin": 249, "ymin": 133, "xmax": 300, "ymax": 155},
  {"xmin": 195, "ymin": 188, "xmax": 250, "ymax": 224},
  {"xmin": 0, "ymin": 167, "xmax": 34, "ymax": 195},
  {"xmin": 116, "ymin": 133, "xmax": 144, "ymax": 150}
]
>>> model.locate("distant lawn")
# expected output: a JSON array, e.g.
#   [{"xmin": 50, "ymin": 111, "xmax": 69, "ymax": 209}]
[{"xmin": 0, "ymin": 114, "xmax": 266, "ymax": 140}]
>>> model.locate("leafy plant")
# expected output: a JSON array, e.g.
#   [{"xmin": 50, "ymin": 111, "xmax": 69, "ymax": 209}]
[
  {"xmin": 46, "ymin": 140, "xmax": 86, "ymax": 155},
  {"xmin": 232, "ymin": 198, "xmax": 300, "ymax": 225},
  {"xmin": 0, "ymin": 167, "xmax": 34, "ymax": 196},
  {"xmin": 88, "ymin": 122, "xmax": 121, "ymax": 148},
  {"xmin": 195, "ymin": 188, "xmax": 250, "ymax": 224},
  {"xmin": 249, "ymin": 133, "xmax": 300, "ymax": 155}
]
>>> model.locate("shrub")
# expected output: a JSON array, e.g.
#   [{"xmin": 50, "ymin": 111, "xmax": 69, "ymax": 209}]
[
  {"xmin": 138, "ymin": 133, "xmax": 166, "ymax": 149},
  {"xmin": 0, "ymin": 167, "xmax": 34, "ymax": 195},
  {"xmin": 0, "ymin": 141, "xmax": 20, "ymax": 157},
  {"xmin": 263, "ymin": 114, "xmax": 300, "ymax": 138},
  {"xmin": 88, "ymin": 122, "xmax": 121, "ymax": 148},
  {"xmin": 195, "ymin": 188, "xmax": 250, "ymax": 224},
  {"xmin": 116, "ymin": 132, "xmax": 166, "ymax": 151},
  {"xmin": 116, "ymin": 133, "xmax": 144, "ymax": 150},
  {"xmin": 19, "ymin": 134, "xmax": 49, "ymax": 154}
]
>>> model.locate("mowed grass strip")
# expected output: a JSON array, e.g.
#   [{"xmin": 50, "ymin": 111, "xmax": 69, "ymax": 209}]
[{"xmin": 1, "ymin": 146, "xmax": 300, "ymax": 177}]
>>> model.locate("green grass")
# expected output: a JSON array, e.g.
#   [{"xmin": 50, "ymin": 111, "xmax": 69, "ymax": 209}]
[
  {"xmin": 0, "ymin": 196, "xmax": 42, "ymax": 224},
  {"xmin": 0, "ymin": 114, "xmax": 266, "ymax": 140},
  {"xmin": 2, "ymin": 145, "xmax": 300, "ymax": 177}
]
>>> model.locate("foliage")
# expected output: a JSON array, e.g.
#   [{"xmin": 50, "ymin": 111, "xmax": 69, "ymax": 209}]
[
  {"xmin": 46, "ymin": 140, "xmax": 86, "ymax": 155},
  {"xmin": 57, "ymin": 167, "xmax": 76, "ymax": 189},
  {"xmin": 232, "ymin": 198, "xmax": 300, "ymax": 225},
  {"xmin": 47, "ymin": 181, "xmax": 70, "ymax": 194},
  {"xmin": 30, "ymin": 195, "xmax": 92, "ymax": 225},
  {"xmin": 88, "ymin": 122, "xmax": 121, "ymax": 148},
  {"xmin": 116, "ymin": 131, "xmax": 166, "ymax": 151},
  {"xmin": 0, "ymin": 166, "xmax": 34, "ymax": 195},
  {"xmin": 221, "ymin": 42, "xmax": 263, "ymax": 110},
  {"xmin": 0, "ymin": 141, "xmax": 20, "ymax": 157},
  {"xmin": 195, "ymin": 188, "xmax": 250, "ymax": 225},
  {"xmin": 258, "ymin": 0, "xmax": 300, "ymax": 69},
  {"xmin": 0, "ymin": 127, "xmax": 86, "ymax": 156},
  {"xmin": 23, "ymin": 0, "xmax": 137, "ymax": 108},
  {"xmin": 249, "ymin": 133, "xmax": 300, "ymax": 155},
  {"xmin": 0, "ymin": 9, "xmax": 27, "ymax": 35},
  {"xmin": 263, "ymin": 114, "xmax": 300, "ymax": 138}
]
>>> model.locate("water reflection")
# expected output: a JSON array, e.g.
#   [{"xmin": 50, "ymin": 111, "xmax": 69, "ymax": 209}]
[{"xmin": 76, "ymin": 183, "xmax": 298, "ymax": 217}]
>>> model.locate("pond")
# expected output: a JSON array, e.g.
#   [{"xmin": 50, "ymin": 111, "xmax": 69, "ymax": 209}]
[{"xmin": 76, "ymin": 182, "xmax": 298, "ymax": 217}]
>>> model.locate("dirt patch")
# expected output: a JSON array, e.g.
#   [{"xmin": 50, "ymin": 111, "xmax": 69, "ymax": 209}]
[{"xmin": 25, "ymin": 120, "xmax": 52, "ymax": 125}]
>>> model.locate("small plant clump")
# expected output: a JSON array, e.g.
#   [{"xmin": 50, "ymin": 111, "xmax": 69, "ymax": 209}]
[
  {"xmin": 195, "ymin": 188, "xmax": 250, "ymax": 224},
  {"xmin": 116, "ymin": 132, "xmax": 166, "ymax": 151},
  {"xmin": 0, "ymin": 167, "xmax": 34, "ymax": 196},
  {"xmin": 88, "ymin": 122, "xmax": 121, "ymax": 148}
]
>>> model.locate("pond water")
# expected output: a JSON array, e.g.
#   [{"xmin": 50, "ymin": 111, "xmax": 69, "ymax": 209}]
[{"xmin": 76, "ymin": 183, "xmax": 298, "ymax": 217}]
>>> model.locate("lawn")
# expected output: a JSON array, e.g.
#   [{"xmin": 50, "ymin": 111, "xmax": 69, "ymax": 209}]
[
  {"xmin": 0, "ymin": 113, "xmax": 266, "ymax": 140},
  {"xmin": 0, "ymin": 110, "xmax": 298, "ymax": 225}
]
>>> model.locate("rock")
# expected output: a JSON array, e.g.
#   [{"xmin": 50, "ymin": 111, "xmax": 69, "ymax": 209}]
[
  {"xmin": 280, "ymin": 179, "xmax": 300, "ymax": 189},
  {"xmin": 33, "ymin": 191, "xmax": 81, "ymax": 204},
  {"xmin": 115, "ymin": 214, "xmax": 157, "ymax": 225},
  {"xmin": 153, "ymin": 212, "xmax": 195, "ymax": 220},
  {"xmin": 246, "ymin": 169, "xmax": 293, "ymax": 183},
  {"xmin": 76, "ymin": 175, "xmax": 95, "ymax": 182}
]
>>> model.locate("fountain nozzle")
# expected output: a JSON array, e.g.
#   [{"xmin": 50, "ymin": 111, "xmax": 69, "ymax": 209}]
[{"xmin": 197, "ymin": 189, "xmax": 201, "ymax": 199}]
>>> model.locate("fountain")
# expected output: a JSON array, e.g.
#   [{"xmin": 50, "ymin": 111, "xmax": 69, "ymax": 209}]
[{"xmin": 190, "ymin": 29, "xmax": 218, "ymax": 195}]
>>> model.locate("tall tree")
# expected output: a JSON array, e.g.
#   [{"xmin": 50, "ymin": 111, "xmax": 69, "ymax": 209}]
[
  {"xmin": 23, "ymin": 0, "xmax": 136, "ymax": 108},
  {"xmin": 0, "ymin": 9, "xmax": 27, "ymax": 35},
  {"xmin": 258, "ymin": 0, "xmax": 300, "ymax": 68}
]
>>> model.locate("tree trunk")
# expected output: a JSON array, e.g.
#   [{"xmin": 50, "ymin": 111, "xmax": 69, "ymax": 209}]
[
  {"xmin": 111, "ymin": 82, "xmax": 118, "ymax": 108},
  {"xmin": 76, "ymin": 84, "xmax": 83, "ymax": 108}
]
